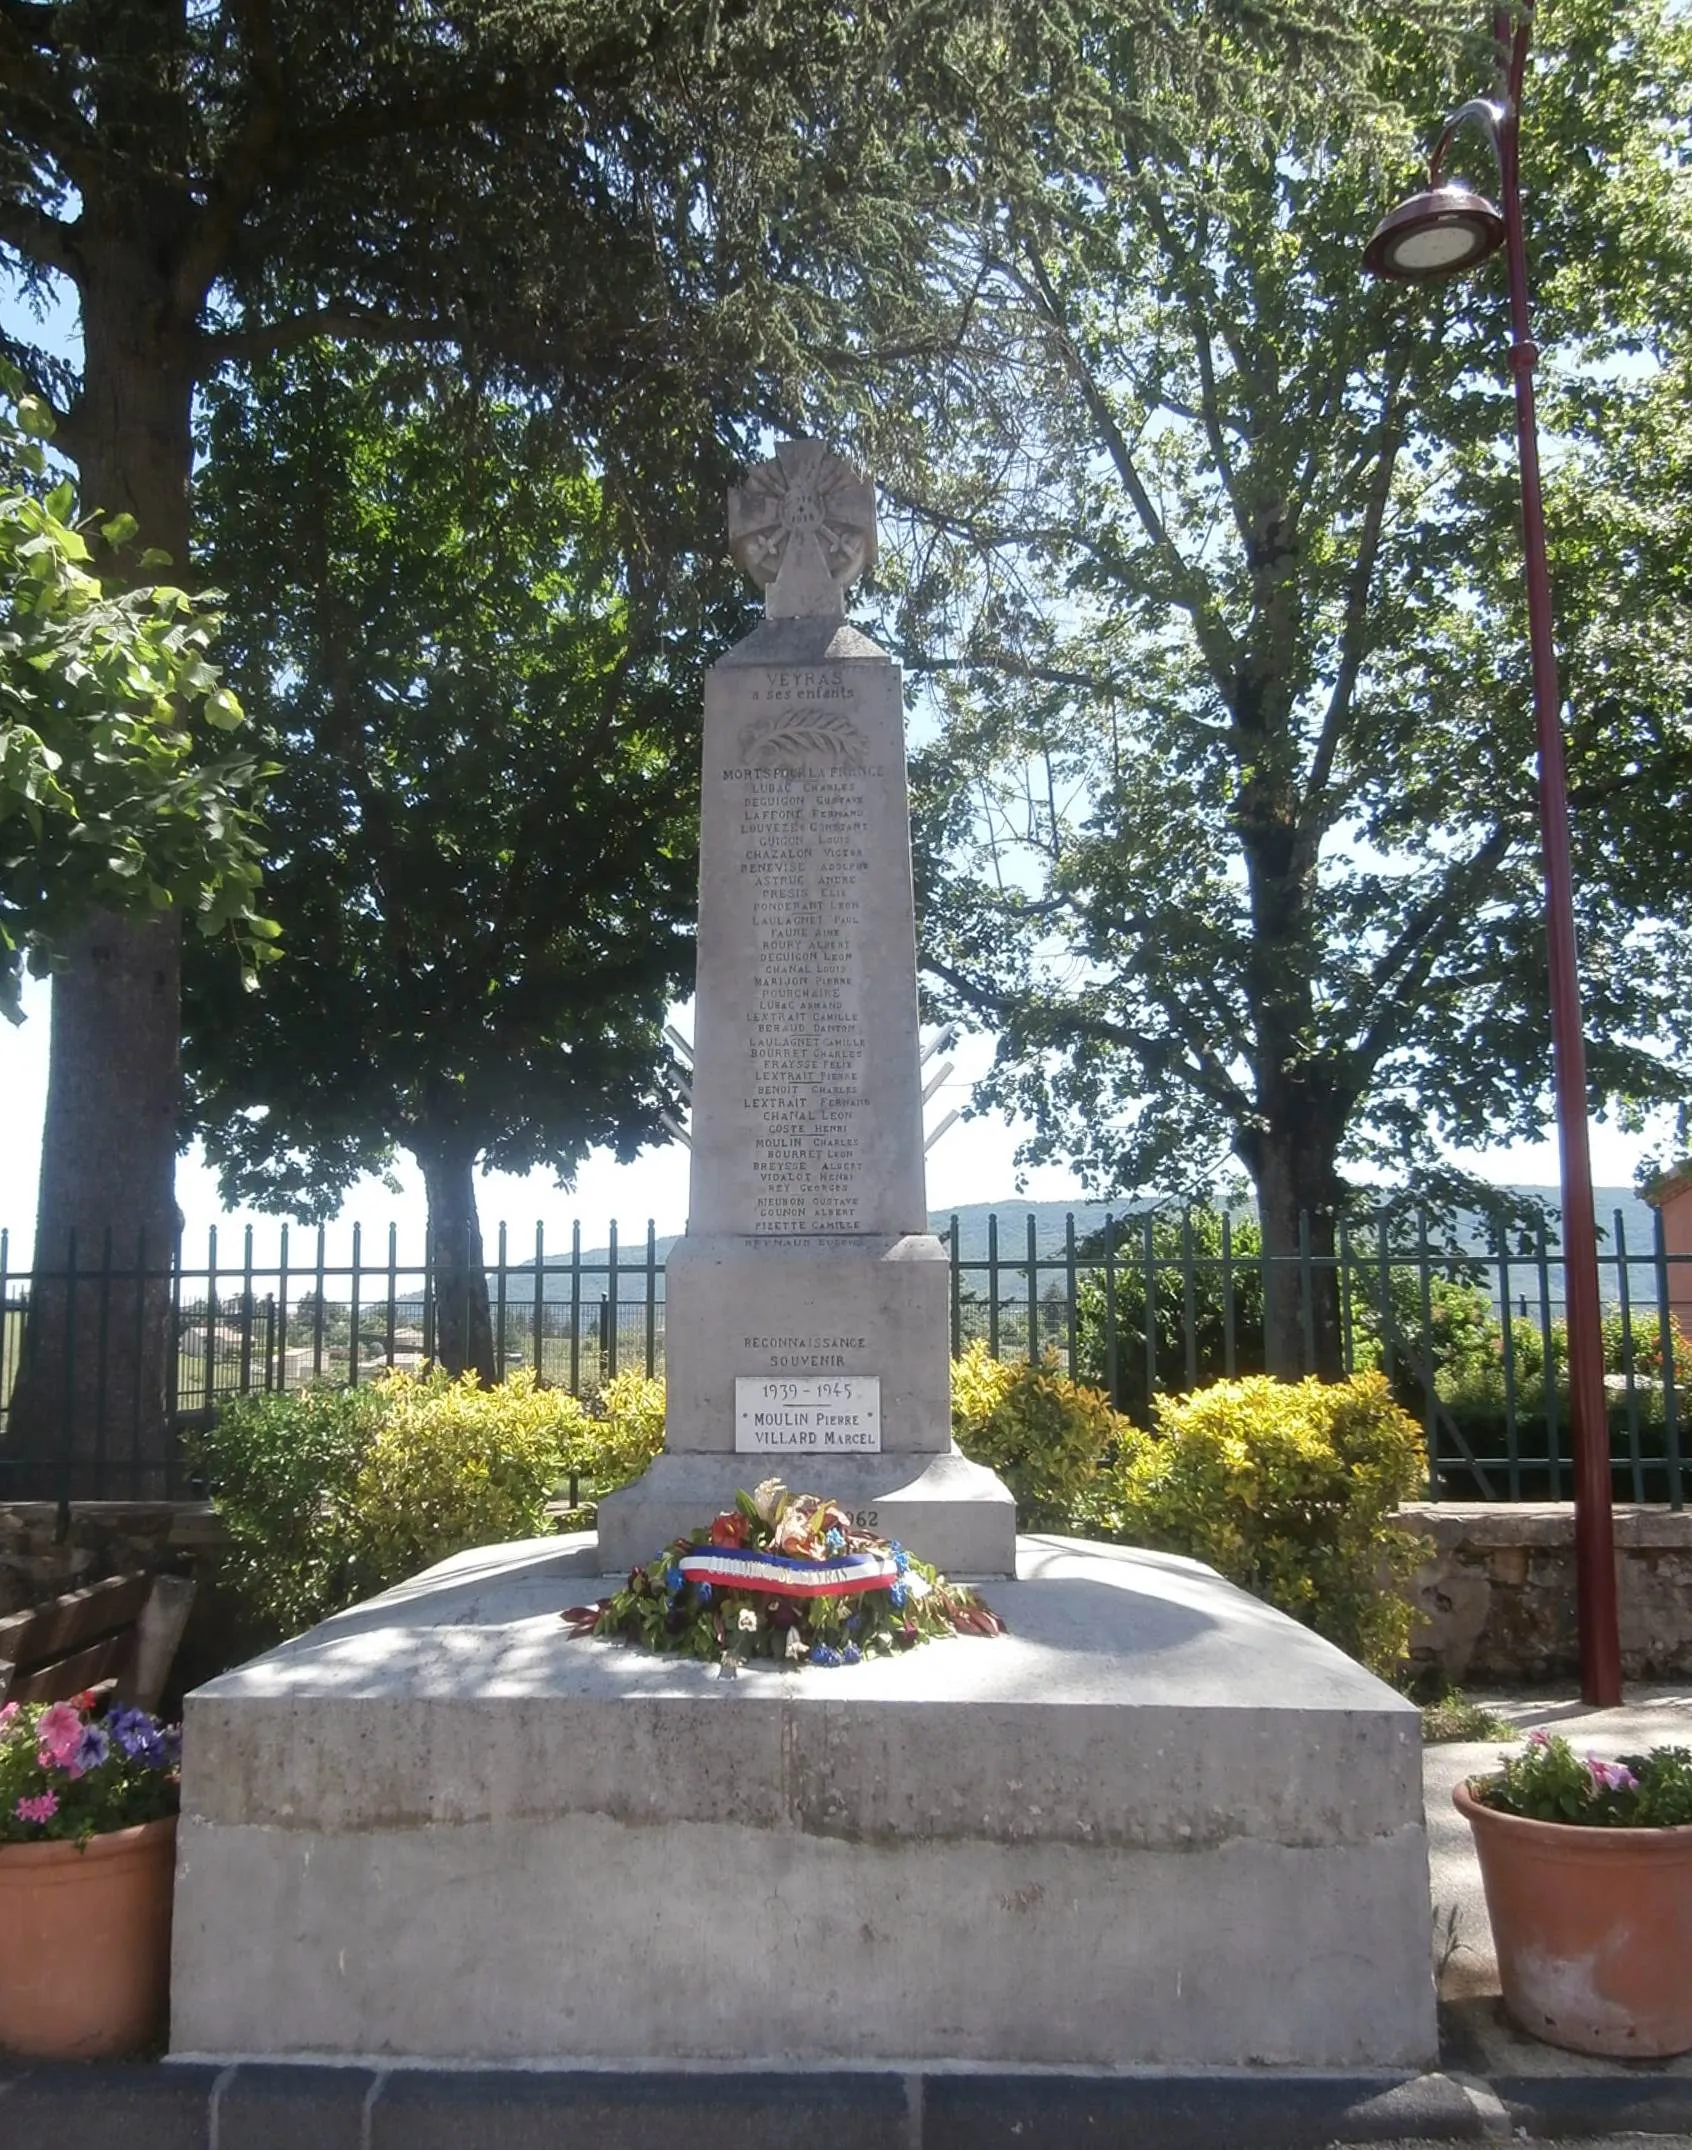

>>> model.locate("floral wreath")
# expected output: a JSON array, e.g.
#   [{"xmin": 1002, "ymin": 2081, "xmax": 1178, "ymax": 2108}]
[{"xmin": 563, "ymin": 1479, "xmax": 1004, "ymax": 1673}]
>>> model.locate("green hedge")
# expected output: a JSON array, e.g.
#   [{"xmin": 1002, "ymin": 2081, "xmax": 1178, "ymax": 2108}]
[{"xmin": 194, "ymin": 1360, "xmax": 1429, "ymax": 1675}]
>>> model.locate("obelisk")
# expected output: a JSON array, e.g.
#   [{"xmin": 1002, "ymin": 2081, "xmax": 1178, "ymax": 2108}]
[{"xmin": 597, "ymin": 441, "xmax": 1014, "ymax": 1575}]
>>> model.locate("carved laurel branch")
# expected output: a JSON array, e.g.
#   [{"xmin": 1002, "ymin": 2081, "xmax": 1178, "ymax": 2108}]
[{"xmin": 741, "ymin": 710, "xmax": 866, "ymax": 769}]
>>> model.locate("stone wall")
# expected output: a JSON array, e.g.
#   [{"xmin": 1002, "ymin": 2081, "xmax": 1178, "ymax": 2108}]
[
  {"xmin": 0, "ymin": 1500, "xmax": 221, "ymax": 1617},
  {"xmin": 0, "ymin": 1501, "xmax": 235, "ymax": 1708},
  {"xmin": 1406, "ymin": 1502, "xmax": 1692, "ymax": 1684}
]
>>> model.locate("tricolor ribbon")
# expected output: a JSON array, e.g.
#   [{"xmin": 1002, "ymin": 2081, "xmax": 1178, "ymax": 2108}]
[{"xmin": 676, "ymin": 1545, "xmax": 900, "ymax": 1598}]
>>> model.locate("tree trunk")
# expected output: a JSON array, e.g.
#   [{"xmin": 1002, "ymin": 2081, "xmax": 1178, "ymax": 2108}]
[
  {"xmin": 417, "ymin": 1142, "xmax": 497, "ymax": 1385},
  {"xmin": 9, "ymin": 215, "xmax": 197, "ymax": 1497},
  {"xmin": 7, "ymin": 914, "xmax": 183, "ymax": 1497},
  {"xmin": 1249, "ymin": 1124, "xmax": 1346, "ymax": 1381},
  {"xmin": 1229, "ymin": 632, "xmax": 1348, "ymax": 1382}
]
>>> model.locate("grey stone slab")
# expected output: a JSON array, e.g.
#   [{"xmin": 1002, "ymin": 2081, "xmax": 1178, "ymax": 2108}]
[
  {"xmin": 371, "ymin": 2070, "xmax": 910, "ymax": 2150},
  {"xmin": 173, "ymin": 1819, "xmax": 1433, "ymax": 2066},
  {"xmin": 172, "ymin": 1533, "xmax": 1434, "ymax": 2069},
  {"xmin": 180, "ymin": 1535, "xmax": 1423, "ymax": 1839},
  {"xmin": 0, "ymin": 2062, "xmax": 216, "ymax": 2149},
  {"xmin": 218, "ymin": 2064, "xmax": 373, "ymax": 2150}
]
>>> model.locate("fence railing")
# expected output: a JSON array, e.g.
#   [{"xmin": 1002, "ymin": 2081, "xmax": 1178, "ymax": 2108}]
[{"xmin": 1, "ymin": 1207, "xmax": 1687, "ymax": 1506}]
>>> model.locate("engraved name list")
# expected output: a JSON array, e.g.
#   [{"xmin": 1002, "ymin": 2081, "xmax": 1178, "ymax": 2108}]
[{"xmin": 727, "ymin": 667, "xmax": 879, "ymax": 1236}]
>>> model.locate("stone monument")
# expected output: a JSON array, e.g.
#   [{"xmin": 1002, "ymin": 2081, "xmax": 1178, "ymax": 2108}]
[
  {"xmin": 598, "ymin": 441, "xmax": 1014, "ymax": 1576},
  {"xmin": 169, "ymin": 440, "xmax": 1437, "ymax": 2076}
]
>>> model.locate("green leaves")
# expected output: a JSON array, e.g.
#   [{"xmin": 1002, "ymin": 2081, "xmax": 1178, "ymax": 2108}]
[
  {"xmin": 181, "ymin": 348, "xmax": 727, "ymax": 1220},
  {"xmin": 0, "ymin": 377, "xmax": 276, "ymax": 1022},
  {"xmin": 1476, "ymin": 1734, "xmax": 1692, "ymax": 1829},
  {"xmin": 905, "ymin": 0, "xmax": 1692, "ymax": 1232},
  {"xmin": 11, "ymin": 397, "xmax": 54, "ymax": 442}
]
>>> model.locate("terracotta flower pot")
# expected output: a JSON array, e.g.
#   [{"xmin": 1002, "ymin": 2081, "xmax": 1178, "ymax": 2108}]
[
  {"xmin": 1455, "ymin": 1778, "xmax": 1692, "ymax": 2058},
  {"xmin": 0, "ymin": 1815, "xmax": 177, "ymax": 2059}
]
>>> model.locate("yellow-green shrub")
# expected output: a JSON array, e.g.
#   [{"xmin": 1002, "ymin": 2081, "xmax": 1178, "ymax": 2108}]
[
  {"xmin": 349, "ymin": 1367, "xmax": 581, "ymax": 1589},
  {"xmin": 951, "ymin": 1341, "xmax": 1122, "ymax": 1528},
  {"xmin": 1089, "ymin": 1373, "xmax": 1429, "ymax": 1675},
  {"xmin": 571, "ymin": 1369, "xmax": 666, "ymax": 1492}
]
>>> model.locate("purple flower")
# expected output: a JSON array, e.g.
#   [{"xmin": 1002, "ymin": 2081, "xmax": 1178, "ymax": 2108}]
[
  {"xmin": 809, "ymin": 1643, "xmax": 842, "ymax": 1667},
  {"xmin": 108, "ymin": 1707, "xmax": 169, "ymax": 1769},
  {"xmin": 1587, "ymin": 1756, "xmax": 1639, "ymax": 1795},
  {"xmin": 75, "ymin": 1722, "xmax": 111, "ymax": 1773},
  {"xmin": 841, "ymin": 1643, "xmax": 862, "ymax": 1666},
  {"xmin": 888, "ymin": 1581, "xmax": 908, "ymax": 1609}
]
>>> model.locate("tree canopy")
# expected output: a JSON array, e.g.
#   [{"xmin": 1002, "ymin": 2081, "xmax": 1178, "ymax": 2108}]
[
  {"xmin": 0, "ymin": 374, "xmax": 272, "ymax": 1022},
  {"xmin": 900, "ymin": 0, "xmax": 1692, "ymax": 1367},
  {"xmin": 181, "ymin": 350, "xmax": 738, "ymax": 1376},
  {"xmin": 0, "ymin": 0, "xmax": 1362, "ymax": 1463}
]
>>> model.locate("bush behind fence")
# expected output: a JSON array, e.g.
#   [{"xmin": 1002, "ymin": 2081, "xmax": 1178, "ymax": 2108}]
[{"xmin": 0, "ymin": 1207, "xmax": 1685, "ymax": 1505}]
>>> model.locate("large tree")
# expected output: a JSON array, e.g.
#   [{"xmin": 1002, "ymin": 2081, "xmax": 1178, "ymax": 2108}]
[
  {"xmin": 902, "ymin": 0, "xmax": 1692, "ymax": 1371},
  {"xmin": 181, "ymin": 351, "xmax": 735, "ymax": 1380},
  {"xmin": 0, "ymin": 0, "xmax": 1367, "ymax": 1470},
  {"xmin": 1, "ymin": 0, "xmax": 1297, "ymax": 1467},
  {"xmin": 0, "ymin": 373, "xmax": 275, "ymax": 1493}
]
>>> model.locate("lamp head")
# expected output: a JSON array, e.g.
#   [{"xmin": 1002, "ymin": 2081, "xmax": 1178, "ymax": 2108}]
[{"xmin": 1363, "ymin": 183, "xmax": 1506, "ymax": 282}]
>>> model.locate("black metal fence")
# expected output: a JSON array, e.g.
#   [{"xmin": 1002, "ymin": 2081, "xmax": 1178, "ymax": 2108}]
[{"xmin": 2, "ymin": 1206, "xmax": 1687, "ymax": 1505}]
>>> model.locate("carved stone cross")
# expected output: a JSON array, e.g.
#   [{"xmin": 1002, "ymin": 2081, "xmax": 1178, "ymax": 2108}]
[{"xmin": 727, "ymin": 439, "xmax": 877, "ymax": 620}]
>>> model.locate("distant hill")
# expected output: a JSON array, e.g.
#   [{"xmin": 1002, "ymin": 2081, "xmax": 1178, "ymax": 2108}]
[{"xmin": 506, "ymin": 1186, "xmax": 1662, "ymax": 1310}]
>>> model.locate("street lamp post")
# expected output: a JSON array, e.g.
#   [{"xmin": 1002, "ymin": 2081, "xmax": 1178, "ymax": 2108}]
[{"xmin": 1364, "ymin": 1, "xmax": 1621, "ymax": 1706}]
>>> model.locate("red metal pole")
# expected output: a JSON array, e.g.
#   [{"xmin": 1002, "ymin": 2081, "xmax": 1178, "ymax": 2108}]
[{"xmin": 1495, "ymin": 8, "xmax": 1621, "ymax": 1704}]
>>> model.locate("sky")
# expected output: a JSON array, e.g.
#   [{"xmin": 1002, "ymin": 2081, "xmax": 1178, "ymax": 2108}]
[
  {"xmin": 0, "ymin": 963, "xmax": 1669, "ymax": 1266},
  {"xmin": 0, "ymin": 282, "xmax": 1673, "ymax": 1266},
  {"xmin": 0, "ymin": 973, "xmax": 1086, "ymax": 1260}
]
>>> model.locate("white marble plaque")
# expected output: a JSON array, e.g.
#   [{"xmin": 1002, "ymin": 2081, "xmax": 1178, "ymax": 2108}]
[{"xmin": 734, "ymin": 1374, "xmax": 882, "ymax": 1453}]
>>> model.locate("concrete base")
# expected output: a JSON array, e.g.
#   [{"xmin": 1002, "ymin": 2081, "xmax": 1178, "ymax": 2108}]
[
  {"xmin": 596, "ymin": 1443, "xmax": 1017, "ymax": 1577},
  {"xmin": 170, "ymin": 1533, "xmax": 1437, "ymax": 2071}
]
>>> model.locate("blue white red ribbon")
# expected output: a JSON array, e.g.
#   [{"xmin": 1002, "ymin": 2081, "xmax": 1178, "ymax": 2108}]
[{"xmin": 676, "ymin": 1546, "xmax": 900, "ymax": 1598}]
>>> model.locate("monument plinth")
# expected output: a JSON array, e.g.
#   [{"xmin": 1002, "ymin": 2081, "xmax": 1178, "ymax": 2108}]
[{"xmin": 599, "ymin": 442, "xmax": 1014, "ymax": 1575}]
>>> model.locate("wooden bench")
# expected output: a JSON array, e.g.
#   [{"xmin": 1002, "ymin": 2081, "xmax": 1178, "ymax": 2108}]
[{"xmin": 0, "ymin": 1572, "xmax": 193, "ymax": 1709}]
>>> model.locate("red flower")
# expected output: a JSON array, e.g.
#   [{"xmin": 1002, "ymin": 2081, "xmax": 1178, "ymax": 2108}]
[{"xmin": 709, "ymin": 1510, "xmax": 750, "ymax": 1547}]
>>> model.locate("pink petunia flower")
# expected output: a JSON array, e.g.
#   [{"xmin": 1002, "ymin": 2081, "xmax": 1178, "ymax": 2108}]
[
  {"xmin": 36, "ymin": 1700, "xmax": 86, "ymax": 1773},
  {"xmin": 0, "ymin": 1702, "xmax": 18, "ymax": 1729},
  {"xmin": 15, "ymin": 1790, "xmax": 58, "ymax": 1824}
]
